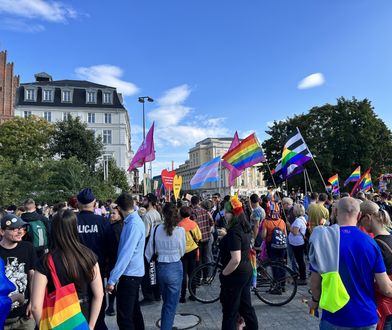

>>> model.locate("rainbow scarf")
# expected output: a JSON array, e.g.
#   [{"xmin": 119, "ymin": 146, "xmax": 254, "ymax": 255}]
[
  {"xmin": 40, "ymin": 255, "xmax": 89, "ymax": 330},
  {"xmin": 249, "ymin": 248, "xmax": 257, "ymax": 288}
]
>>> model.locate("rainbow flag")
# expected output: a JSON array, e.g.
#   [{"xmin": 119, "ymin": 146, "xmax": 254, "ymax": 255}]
[
  {"xmin": 222, "ymin": 133, "xmax": 265, "ymax": 171},
  {"xmin": 344, "ymin": 166, "xmax": 361, "ymax": 186},
  {"xmin": 328, "ymin": 174, "xmax": 339, "ymax": 187},
  {"xmin": 359, "ymin": 173, "xmax": 373, "ymax": 192},
  {"xmin": 249, "ymin": 248, "xmax": 257, "ymax": 288}
]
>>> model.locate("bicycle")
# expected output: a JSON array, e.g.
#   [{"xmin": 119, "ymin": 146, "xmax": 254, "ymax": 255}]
[{"xmin": 188, "ymin": 257, "xmax": 297, "ymax": 306}]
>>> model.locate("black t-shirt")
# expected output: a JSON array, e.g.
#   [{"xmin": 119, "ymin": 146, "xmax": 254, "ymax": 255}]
[
  {"xmin": 375, "ymin": 235, "xmax": 392, "ymax": 275},
  {"xmin": 219, "ymin": 223, "xmax": 252, "ymax": 282},
  {"xmin": 35, "ymin": 251, "xmax": 97, "ymax": 300},
  {"xmin": 0, "ymin": 241, "xmax": 36, "ymax": 319}
]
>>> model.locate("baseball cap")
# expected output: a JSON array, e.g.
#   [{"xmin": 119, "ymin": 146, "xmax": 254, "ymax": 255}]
[
  {"xmin": 1, "ymin": 214, "xmax": 27, "ymax": 230},
  {"xmin": 77, "ymin": 188, "xmax": 96, "ymax": 204}
]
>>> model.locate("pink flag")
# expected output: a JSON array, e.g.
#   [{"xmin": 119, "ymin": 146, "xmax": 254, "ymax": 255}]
[
  {"xmin": 128, "ymin": 122, "xmax": 155, "ymax": 171},
  {"xmin": 222, "ymin": 131, "xmax": 243, "ymax": 186}
]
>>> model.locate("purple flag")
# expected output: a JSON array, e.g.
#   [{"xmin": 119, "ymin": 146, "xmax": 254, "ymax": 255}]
[
  {"xmin": 222, "ymin": 131, "xmax": 243, "ymax": 186},
  {"xmin": 128, "ymin": 122, "xmax": 155, "ymax": 171}
]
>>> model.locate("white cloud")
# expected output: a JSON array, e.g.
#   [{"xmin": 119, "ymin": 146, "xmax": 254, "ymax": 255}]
[
  {"xmin": 297, "ymin": 73, "xmax": 325, "ymax": 90},
  {"xmin": 0, "ymin": 0, "xmax": 77, "ymax": 22},
  {"xmin": 75, "ymin": 65, "xmax": 139, "ymax": 96},
  {"xmin": 158, "ymin": 84, "xmax": 191, "ymax": 106},
  {"xmin": 0, "ymin": 17, "xmax": 45, "ymax": 32},
  {"xmin": 146, "ymin": 84, "xmax": 229, "ymax": 147}
]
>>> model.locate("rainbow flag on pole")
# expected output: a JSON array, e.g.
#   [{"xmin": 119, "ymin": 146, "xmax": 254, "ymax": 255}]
[
  {"xmin": 222, "ymin": 133, "xmax": 265, "ymax": 171},
  {"xmin": 328, "ymin": 174, "xmax": 339, "ymax": 186},
  {"xmin": 344, "ymin": 166, "xmax": 361, "ymax": 186},
  {"xmin": 359, "ymin": 172, "xmax": 373, "ymax": 192}
]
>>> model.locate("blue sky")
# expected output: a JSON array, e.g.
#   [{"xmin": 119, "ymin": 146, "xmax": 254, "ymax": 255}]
[{"xmin": 1, "ymin": 0, "xmax": 392, "ymax": 176}]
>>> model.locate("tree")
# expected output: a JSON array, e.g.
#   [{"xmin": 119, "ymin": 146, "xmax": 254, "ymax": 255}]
[
  {"xmin": 0, "ymin": 116, "xmax": 54, "ymax": 162},
  {"xmin": 96, "ymin": 159, "xmax": 130, "ymax": 192},
  {"xmin": 49, "ymin": 116, "xmax": 104, "ymax": 170},
  {"xmin": 262, "ymin": 97, "xmax": 392, "ymax": 191}
]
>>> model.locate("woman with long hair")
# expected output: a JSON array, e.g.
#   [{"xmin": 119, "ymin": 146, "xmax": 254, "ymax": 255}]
[
  {"xmin": 360, "ymin": 200, "xmax": 392, "ymax": 330},
  {"xmin": 219, "ymin": 196, "xmax": 258, "ymax": 330},
  {"xmin": 31, "ymin": 209, "xmax": 104, "ymax": 329},
  {"xmin": 145, "ymin": 203, "xmax": 185, "ymax": 330}
]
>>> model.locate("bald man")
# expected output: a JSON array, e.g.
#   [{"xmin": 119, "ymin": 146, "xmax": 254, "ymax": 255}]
[{"xmin": 309, "ymin": 197, "xmax": 392, "ymax": 330}]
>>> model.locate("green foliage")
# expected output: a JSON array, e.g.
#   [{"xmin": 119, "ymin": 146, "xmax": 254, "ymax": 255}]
[
  {"xmin": 262, "ymin": 97, "xmax": 392, "ymax": 191},
  {"xmin": 0, "ymin": 116, "xmax": 54, "ymax": 162},
  {"xmin": 96, "ymin": 159, "xmax": 130, "ymax": 192},
  {"xmin": 49, "ymin": 115, "xmax": 104, "ymax": 170}
]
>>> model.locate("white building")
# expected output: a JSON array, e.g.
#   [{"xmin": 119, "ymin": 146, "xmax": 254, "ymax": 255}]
[
  {"xmin": 176, "ymin": 137, "xmax": 267, "ymax": 197},
  {"xmin": 14, "ymin": 73, "xmax": 132, "ymax": 178}
]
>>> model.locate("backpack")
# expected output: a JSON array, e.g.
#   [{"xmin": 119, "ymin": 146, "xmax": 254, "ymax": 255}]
[
  {"xmin": 270, "ymin": 223, "xmax": 287, "ymax": 249},
  {"xmin": 27, "ymin": 220, "xmax": 48, "ymax": 250}
]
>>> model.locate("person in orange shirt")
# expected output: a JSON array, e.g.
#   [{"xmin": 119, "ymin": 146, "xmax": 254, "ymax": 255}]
[{"xmin": 178, "ymin": 206, "xmax": 202, "ymax": 303}]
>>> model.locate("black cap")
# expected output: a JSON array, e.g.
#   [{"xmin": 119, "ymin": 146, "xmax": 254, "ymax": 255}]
[
  {"xmin": 1, "ymin": 214, "xmax": 27, "ymax": 230},
  {"xmin": 77, "ymin": 188, "xmax": 96, "ymax": 204}
]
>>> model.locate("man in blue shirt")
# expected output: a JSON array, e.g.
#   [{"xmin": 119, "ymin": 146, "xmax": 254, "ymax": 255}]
[
  {"xmin": 309, "ymin": 197, "xmax": 392, "ymax": 330},
  {"xmin": 106, "ymin": 192, "xmax": 145, "ymax": 330}
]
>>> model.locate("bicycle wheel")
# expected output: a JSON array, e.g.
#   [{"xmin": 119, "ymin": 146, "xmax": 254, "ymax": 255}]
[
  {"xmin": 253, "ymin": 260, "xmax": 297, "ymax": 306},
  {"xmin": 188, "ymin": 262, "xmax": 222, "ymax": 303}
]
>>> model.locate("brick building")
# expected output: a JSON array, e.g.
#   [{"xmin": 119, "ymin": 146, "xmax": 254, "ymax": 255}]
[{"xmin": 0, "ymin": 51, "xmax": 20, "ymax": 122}]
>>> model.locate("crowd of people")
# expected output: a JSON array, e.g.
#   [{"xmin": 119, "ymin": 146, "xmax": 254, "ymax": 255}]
[{"xmin": 1, "ymin": 187, "xmax": 392, "ymax": 330}]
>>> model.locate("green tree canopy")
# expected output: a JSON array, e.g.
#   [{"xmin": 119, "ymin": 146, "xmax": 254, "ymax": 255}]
[
  {"xmin": 49, "ymin": 116, "xmax": 104, "ymax": 170},
  {"xmin": 0, "ymin": 116, "xmax": 54, "ymax": 162},
  {"xmin": 262, "ymin": 97, "xmax": 392, "ymax": 191}
]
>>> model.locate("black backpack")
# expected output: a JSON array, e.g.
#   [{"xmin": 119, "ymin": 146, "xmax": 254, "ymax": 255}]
[{"xmin": 270, "ymin": 223, "xmax": 287, "ymax": 249}]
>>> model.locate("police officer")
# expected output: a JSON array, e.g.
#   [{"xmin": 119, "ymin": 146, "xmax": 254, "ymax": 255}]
[{"xmin": 77, "ymin": 188, "xmax": 116, "ymax": 330}]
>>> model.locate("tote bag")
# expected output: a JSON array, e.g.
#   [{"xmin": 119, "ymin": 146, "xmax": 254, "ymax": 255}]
[{"xmin": 39, "ymin": 254, "xmax": 89, "ymax": 330}]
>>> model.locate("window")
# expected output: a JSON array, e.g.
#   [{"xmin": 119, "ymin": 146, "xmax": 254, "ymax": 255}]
[
  {"xmin": 103, "ymin": 130, "xmax": 112, "ymax": 144},
  {"xmin": 86, "ymin": 91, "xmax": 96, "ymax": 103},
  {"xmin": 103, "ymin": 92, "xmax": 112, "ymax": 104},
  {"xmin": 88, "ymin": 113, "xmax": 95, "ymax": 123},
  {"xmin": 62, "ymin": 90, "xmax": 72, "ymax": 103},
  {"xmin": 25, "ymin": 88, "xmax": 36, "ymax": 101},
  {"xmin": 42, "ymin": 89, "xmax": 53, "ymax": 102},
  {"xmin": 24, "ymin": 111, "xmax": 32, "ymax": 118},
  {"xmin": 104, "ymin": 113, "xmax": 112, "ymax": 124},
  {"xmin": 62, "ymin": 112, "xmax": 71, "ymax": 121},
  {"xmin": 43, "ymin": 111, "xmax": 52, "ymax": 122}
]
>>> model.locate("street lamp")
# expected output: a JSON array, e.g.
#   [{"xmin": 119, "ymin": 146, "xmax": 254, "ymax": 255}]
[{"xmin": 138, "ymin": 96, "xmax": 154, "ymax": 176}]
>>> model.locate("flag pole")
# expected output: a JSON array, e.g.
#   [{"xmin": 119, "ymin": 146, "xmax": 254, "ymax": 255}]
[
  {"xmin": 296, "ymin": 127, "xmax": 327, "ymax": 190},
  {"xmin": 305, "ymin": 168, "xmax": 313, "ymax": 193},
  {"xmin": 304, "ymin": 169, "xmax": 308, "ymax": 196}
]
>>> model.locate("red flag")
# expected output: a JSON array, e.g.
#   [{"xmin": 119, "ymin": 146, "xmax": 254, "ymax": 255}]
[
  {"xmin": 128, "ymin": 122, "xmax": 155, "ymax": 171},
  {"xmin": 222, "ymin": 131, "xmax": 242, "ymax": 186}
]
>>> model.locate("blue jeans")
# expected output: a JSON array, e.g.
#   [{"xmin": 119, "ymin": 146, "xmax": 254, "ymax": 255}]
[
  {"xmin": 320, "ymin": 319, "xmax": 377, "ymax": 330},
  {"xmin": 157, "ymin": 261, "xmax": 183, "ymax": 330},
  {"xmin": 384, "ymin": 315, "xmax": 392, "ymax": 330},
  {"xmin": 287, "ymin": 243, "xmax": 298, "ymax": 273}
]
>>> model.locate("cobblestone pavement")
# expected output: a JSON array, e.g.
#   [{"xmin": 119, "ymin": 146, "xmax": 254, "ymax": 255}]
[{"xmin": 105, "ymin": 285, "xmax": 319, "ymax": 329}]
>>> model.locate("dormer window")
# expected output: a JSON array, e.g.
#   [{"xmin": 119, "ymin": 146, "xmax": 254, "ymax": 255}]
[
  {"xmin": 42, "ymin": 89, "xmax": 53, "ymax": 102},
  {"xmin": 61, "ymin": 89, "xmax": 72, "ymax": 103},
  {"xmin": 103, "ymin": 91, "xmax": 113, "ymax": 104},
  {"xmin": 86, "ymin": 90, "xmax": 97, "ymax": 104},
  {"xmin": 24, "ymin": 88, "xmax": 37, "ymax": 102}
]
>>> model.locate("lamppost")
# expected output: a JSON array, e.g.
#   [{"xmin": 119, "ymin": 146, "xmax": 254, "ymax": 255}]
[{"xmin": 138, "ymin": 96, "xmax": 154, "ymax": 177}]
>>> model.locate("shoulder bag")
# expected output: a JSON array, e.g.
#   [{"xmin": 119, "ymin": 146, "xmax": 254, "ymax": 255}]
[
  {"xmin": 149, "ymin": 225, "xmax": 160, "ymax": 285},
  {"xmin": 39, "ymin": 254, "xmax": 89, "ymax": 330}
]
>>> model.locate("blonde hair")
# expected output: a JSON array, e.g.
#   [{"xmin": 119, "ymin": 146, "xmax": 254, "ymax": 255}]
[
  {"xmin": 293, "ymin": 204, "xmax": 305, "ymax": 217},
  {"xmin": 360, "ymin": 200, "xmax": 391, "ymax": 227}
]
